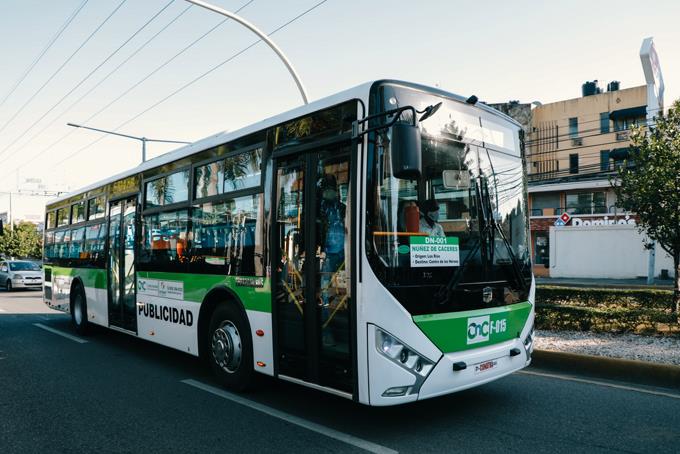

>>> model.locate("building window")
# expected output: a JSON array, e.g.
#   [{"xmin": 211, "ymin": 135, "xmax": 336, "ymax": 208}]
[
  {"xmin": 569, "ymin": 117, "xmax": 578, "ymax": 138},
  {"xmin": 145, "ymin": 170, "xmax": 190, "ymax": 208},
  {"xmin": 614, "ymin": 116, "xmax": 645, "ymax": 132},
  {"xmin": 600, "ymin": 150, "xmax": 610, "ymax": 172},
  {"xmin": 531, "ymin": 193, "xmax": 560, "ymax": 216},
  {"xmin": 600, "ymin": 112, "xmax": 610, "ymax": 134},
  {"xmin": 569, "ymin": 154, "xmax": 579, "ymax": 174},
  {"xmin": 566, "ymin": 192, "xmax": 606, "ymax": 215}
]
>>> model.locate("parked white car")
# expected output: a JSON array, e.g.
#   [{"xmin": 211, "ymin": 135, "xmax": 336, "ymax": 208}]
[{"xmin": 0, "ymin": 260, "xmax": 43, "ymax": 291}]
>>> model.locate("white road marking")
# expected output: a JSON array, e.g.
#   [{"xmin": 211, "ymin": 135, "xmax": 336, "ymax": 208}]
[
  {"xmin": 33, "ymin": 323, "xmax": 88, "ymax": 344},
  {"xmin": 519, "ymin": 370, "xmax": 680, "ymax": 400},
  {"xmin": 182, "ymin": 379, "xmax": 398, "ymax": 454},
  {"xmin": 0, "ymin": 308, "xmax": 6, "ymax": 312}
]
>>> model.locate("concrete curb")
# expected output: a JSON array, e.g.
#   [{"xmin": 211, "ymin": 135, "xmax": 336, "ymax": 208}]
[{"xmin": 531, "ymin": 349, "xmax": 680, "ymax": 390}]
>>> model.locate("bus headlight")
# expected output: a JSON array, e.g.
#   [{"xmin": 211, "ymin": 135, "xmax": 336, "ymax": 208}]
[{"xmin": 375, "ymin": 327, "xmax": 435, "ymax": 397}]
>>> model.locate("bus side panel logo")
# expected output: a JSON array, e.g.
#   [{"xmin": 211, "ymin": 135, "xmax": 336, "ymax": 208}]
[{"xmin": 467, "ymin": 315, "xmax": 490, "ymax": 344}]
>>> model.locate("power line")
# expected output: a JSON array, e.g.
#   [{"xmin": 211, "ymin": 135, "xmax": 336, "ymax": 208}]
[
  {"xmin": 0, "ymin": 0, "xmax": 128, "ymax": 137},
  {"xmin": 0, "ymin": 0, "xmax": 89, "ymax": 109},
  {"xmin": 525, "ymin": 123, "xmax": 654, "ymax": 159},
  {"xmin": 12, "ymin": 0, "xmax": 255, "ymax": 176},
  {"xmin": 0, "ymin": 2, "xmax": 196, "ymax": 168},
  {"xmin": 0, "ymin": 0, "xmax": 177, "ymax": 161},
  {"xmin": 54, "ymin": 0, "xmax": 328, "ymax": 167},
  {"xmin": 526, "ymin": 105, "xmax": 664, "ymax": 135},
  {"xmin": 525, "ymin": 113, "xmax": 660, "ymax": 147}
]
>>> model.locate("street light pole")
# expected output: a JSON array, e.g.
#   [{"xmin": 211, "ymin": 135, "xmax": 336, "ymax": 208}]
[
  {"xmin": 66, "ymin": 123, "xmax": 190, "ymax": 163},
  {"xmin": 184, "ymin": 0, "xmax": 309, "ymax": 105}
]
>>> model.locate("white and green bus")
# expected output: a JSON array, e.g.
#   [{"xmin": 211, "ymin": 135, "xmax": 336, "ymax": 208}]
[{"xmin": 43, "ymin": 80, "xmax": 534, "ymax": 406}]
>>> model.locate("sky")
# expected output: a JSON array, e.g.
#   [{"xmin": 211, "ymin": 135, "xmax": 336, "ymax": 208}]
[{"xmin": 0, "ymin": 0, "xmax": 679, "ymax": 219}]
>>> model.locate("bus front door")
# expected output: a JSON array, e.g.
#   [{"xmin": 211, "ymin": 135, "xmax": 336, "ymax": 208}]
[
  {"xmin": 107, "ymin": 196, "xmax": 138, "ymax": 332},
  {"xmin": 274, "ymin": 146, "xmax": 353, "ymax": 394}
]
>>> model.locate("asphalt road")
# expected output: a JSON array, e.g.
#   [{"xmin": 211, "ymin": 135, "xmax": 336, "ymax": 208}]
[{"xmin": 1, "ymin": 290, "xmax": 679, "ymax": 453}]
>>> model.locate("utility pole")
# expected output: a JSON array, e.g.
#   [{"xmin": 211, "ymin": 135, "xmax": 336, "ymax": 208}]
[
  {"xmin": 184, "ymin": 0, "xmax": 309, "ymax": 105},
  {"xmin": 67, "ymin": 123, "xmax": 190, "ymax": 163}
]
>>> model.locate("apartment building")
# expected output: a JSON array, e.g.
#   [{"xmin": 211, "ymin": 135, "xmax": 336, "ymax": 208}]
[{"xmin": 524, "ymin": 38, "xmax": 668, "ymax": 279}]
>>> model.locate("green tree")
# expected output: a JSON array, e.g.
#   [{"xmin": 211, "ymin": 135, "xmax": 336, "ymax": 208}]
[
  {"xmin": 613, "ymin": 100, "xmax": 680, "ymax": 317},
  {"xmin": 0, "ymin": 221, "xmax": 43, "ymax": 259}
]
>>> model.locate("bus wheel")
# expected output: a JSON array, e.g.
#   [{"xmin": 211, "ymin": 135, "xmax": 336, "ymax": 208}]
[
  {"xmin": 71, "ymin": 286, "xmax": 90, "ymax": 335},
  {"xmin": 208, "ymin": 304, "xmax": 253, "ymax": 391}
]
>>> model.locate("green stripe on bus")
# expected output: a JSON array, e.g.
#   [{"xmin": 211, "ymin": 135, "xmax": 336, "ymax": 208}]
[
  {"xmin": 413, "ymin": 302, "xmax": 532, "ymax": 353},
  {"xmin": 136, "ymin": 271, "xmax": 272, "ymax": 313},
  {"xmin": 45, "ymin": 266, "xmax": 107, "ymax": 289}
]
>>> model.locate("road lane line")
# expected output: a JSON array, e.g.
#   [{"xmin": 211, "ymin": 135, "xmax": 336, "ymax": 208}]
[
  {"xmin": 518, "ymin": 370, "xmax": 680, "ymax": 400},
  {"xmin": 33, "ymin": 323, "xmax": 88, "ymax": 344},
  {"xmin": 0, "ymin": 308, "xmax": 6, "ymax": 312},
  {"xmin": 182, "ymin": 379, "xmax": 398, "ymax": 454}
]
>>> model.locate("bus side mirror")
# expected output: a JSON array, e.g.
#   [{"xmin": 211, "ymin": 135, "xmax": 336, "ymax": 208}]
[{"xmin": 390, "ymin": 122, "xmax": 422, "ymax": 180}]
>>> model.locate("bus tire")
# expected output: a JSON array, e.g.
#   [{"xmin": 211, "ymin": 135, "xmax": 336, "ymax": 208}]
[
  {"xmin": 207, "ymin": 303, "xmax": 253, "ymax": 392},
  {"xmin": 71, "ymin": 285, "xmax": 90, "ymax": 335}
]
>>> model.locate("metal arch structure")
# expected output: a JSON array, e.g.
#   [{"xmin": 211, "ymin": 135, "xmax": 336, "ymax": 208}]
[{"xmin": 185, "ymin": 0, "xmax": 309, "ymax": 105}]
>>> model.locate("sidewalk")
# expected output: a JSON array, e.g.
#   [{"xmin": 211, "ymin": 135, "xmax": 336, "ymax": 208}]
[
  {"xmin": 533, "ymin": 329, "xmax": 680, "ymax": 390},
  {"xmin": 536, "ymin": 276, "xmax": 673, "ymax": 289},
  {"xmin": 535, "ymin": 329, "xmax": 680, "ymax": 366}
]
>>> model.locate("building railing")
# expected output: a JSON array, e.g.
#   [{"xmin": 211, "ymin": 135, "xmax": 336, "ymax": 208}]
[{"xmin": 530, "ymin": 205, "xmax": 613, "ymax": 216}]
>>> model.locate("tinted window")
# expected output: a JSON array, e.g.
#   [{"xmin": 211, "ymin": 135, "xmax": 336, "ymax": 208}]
[
  {"xmin": 69, "ymin": 227, "xmax": 86, "ymax": 258},
  {"xmin": 57, "ymin": 208, "xmax": 69, "ymax": 227},
  {"xmin": 194, "ymin": 148, "xmax": 263, "ymax": 199},
  {"xmin": 88, "ymin": 196, "xmax": 106, "ymax": 220},
  {"xmin": 190, "ymin": 194, "xmax": 263, "ymax": 276},
  {"xmin": 145, "ymin": 170, "xmax": 190, "ymax": 208},
  {"xmin": 274, "ymin": 101, "xmax": 356, "ymax": 149},
  {"xmin": 46, "ymin": 212, "xmax": 56, "ymax": 229},
  {"xmin": 84, "ymin": 223, "xmax": 106, "ymax": 266},
  {"xmin": 44, "ymin": 232, "xmax": 55, "ymax": 259},
  {"xmin": 54, "ymin": 231, "xmax": 67, "ymax": 258},
  {"xmin": 71, "ymin": 202, "xmax": 86, "ymax": 224},
  {"xmin": 139, "ymin": 209, "xmax": 189, "ymax": 270}
]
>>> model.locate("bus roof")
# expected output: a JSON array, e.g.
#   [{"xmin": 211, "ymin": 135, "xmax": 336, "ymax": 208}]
[{"xmin": 47, "ymin": 79, "xmax": 520, "ymax": 206}]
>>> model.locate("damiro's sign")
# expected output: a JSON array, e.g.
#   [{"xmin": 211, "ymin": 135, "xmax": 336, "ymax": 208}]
[{"xmin": 571, "ymin": 215, "xmax": 636, "ymax": 227}]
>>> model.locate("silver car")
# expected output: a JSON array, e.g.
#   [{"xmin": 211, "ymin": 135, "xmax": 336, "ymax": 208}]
[{"xmin": 0, "ymin": 260, "xmax": 43, "ymax": 291}]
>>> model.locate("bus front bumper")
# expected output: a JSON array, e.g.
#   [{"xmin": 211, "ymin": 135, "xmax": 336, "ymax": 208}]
[{"xmin": 416, "ymin": 337, "xmax": 531, "ymax": 402}]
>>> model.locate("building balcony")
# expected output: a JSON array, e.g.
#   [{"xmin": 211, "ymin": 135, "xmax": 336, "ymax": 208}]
[{"xmin": 530, "ymin": 205, "xmax": 612, "ymax": 217}]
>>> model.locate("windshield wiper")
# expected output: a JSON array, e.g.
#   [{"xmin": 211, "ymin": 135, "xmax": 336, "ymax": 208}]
[
  {"xmin": 479, "ymin": 176, "xmax": 528, "ymax": 293},
  {"xmin": 435, "ymin": 177, "xmax": 489, "ymax": 304},
  {"xmin": 436, "ymin": 176, "xmax": 527, "ymax": 305}
]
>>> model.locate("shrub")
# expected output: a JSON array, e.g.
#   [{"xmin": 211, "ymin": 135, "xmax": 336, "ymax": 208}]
[{"xmin": 535, "ymin": 286, "xmax": 679, "ymax": 336}]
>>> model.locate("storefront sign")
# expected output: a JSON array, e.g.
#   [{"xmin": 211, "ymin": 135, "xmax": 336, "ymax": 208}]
[
  {"xmin": 554, "ymin": 212, "xmax": 571, "ymax": 226},
  {"xmin": 572, "ymin": 216, "xmax": 636, "ymax": 227}
]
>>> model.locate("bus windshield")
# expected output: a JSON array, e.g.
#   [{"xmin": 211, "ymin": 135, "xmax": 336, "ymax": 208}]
[{"xmin": 366, "ymin": 84, "xmax": 531, "ymax": 316}]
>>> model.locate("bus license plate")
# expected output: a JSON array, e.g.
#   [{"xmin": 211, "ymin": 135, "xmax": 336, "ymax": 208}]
[{"xmin": 474, "ymin": 360, "xmax": 498, "ymax": 375}]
